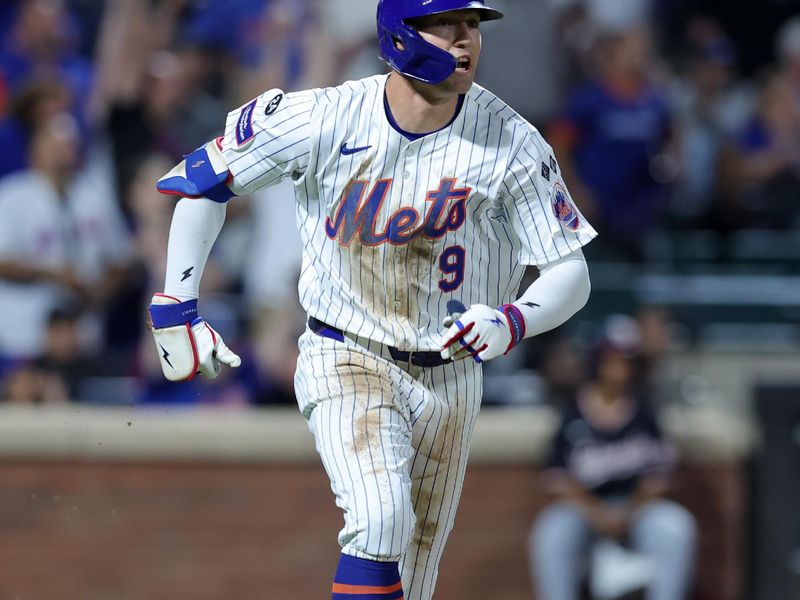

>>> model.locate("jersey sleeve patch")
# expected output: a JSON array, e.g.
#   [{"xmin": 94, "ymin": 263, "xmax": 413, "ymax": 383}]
[
  {"xmin": 227, "ymin": 89, "xmax": 287, "ymax": 153},
  {"xmin": 264, "ymin": 93, "xmax": 283, "ymax": 116},
  {"xmin": 550, "ymin": 182, "xmax": 580, "ymax": 231},
  {"xmin": 234, "ymin": 99, "xmax": 258, "ymax": 148}
]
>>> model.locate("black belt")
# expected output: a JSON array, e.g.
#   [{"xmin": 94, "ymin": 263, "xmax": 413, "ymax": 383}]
[{"xmin": 308, "ymin": 317, "xmax": 450, "ymax": 368}]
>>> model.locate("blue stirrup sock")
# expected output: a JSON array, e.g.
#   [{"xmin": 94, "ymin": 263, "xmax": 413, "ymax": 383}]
[{"xmin": 331, "ymin": 554, "xmax": 403, "ymax": 600}]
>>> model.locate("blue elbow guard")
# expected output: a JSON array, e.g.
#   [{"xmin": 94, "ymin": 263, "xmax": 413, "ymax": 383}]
[{"xmin": 157, "ymin": 139, "xmax": 236, "ymax": 204}]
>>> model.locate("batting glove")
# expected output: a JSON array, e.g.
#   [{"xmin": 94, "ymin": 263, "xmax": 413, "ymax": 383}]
[
  {"xmin": 440, "ymin": 303, "xmax": 526, "ymax": 363},
  {"xmin": 148, "ymin": 293, "xmax": 241, "ymax": 382}
]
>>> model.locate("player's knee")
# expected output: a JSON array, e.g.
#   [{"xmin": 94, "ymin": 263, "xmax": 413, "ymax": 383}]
[{"xmin": 345, "ymin": 500, "xmax": 416, "ymax": 559}]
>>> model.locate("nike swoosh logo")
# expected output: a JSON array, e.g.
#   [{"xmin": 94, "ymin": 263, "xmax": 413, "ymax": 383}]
[{"xmin": 340, "ymin": 143, "xmax": 371, "ymax": 155}]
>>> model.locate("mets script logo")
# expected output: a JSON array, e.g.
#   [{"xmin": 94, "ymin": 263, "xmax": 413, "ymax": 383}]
[
  {"xmin": 551, "ymin": 182, "xmax": 580, "ymax": 231},
  {"xmin": 325, "ymin": 178, "xmax": 471, "ymax": 246}
]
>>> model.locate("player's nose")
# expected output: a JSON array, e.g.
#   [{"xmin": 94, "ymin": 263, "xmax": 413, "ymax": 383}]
[{"xmin": 452, "ymin": 21, "xmax": 473, "ymax": 46}]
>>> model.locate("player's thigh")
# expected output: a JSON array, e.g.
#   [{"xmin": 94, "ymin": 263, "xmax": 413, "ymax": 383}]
[
  {"xmin": 295, "ymin": 330, "xmax": 422, "ymax": 549},
  {"xmin": 409, "ymin": 357, "xmax": 483, "ymax": 462}
]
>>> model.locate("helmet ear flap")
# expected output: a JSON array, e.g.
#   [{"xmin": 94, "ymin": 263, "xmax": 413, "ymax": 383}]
[
  {"xmin": 376, "ymin": 0, "xmax": 502, "ymax": 83},
  {"xmin": 377, "ymin": 14, "xmax": 457, "ymax": 84}
]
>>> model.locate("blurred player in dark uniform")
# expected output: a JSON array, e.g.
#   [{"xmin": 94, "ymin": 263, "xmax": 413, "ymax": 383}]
[{"xmin": 529, "ymin": 315, "xmax": 697, "ymax": 600}]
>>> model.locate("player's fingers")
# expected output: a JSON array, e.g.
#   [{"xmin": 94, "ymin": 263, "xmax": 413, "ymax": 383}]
[
  {"xmin": 199, "ymin": 358, "xmax": 221, "ymax": 379},
  {"xmin": 463, "ymin": 333, "xmax": 480, "ymax": 348},
  {"xmin": 444, "ymin": 332, "xmax": 481, "ymax": 361},
  {"xmin": 442, "ymin": 320, "xmax": 474, "ymax": 349},
  {"xmin": 451, "ymin": 341, "xmax": 487, "ymax": 363},
  {"xmin": 463, "ymin": 341, "xmax": 487, "ymax": 361},
  {"xmin": 442, "ymin": 309, "xmax": 462, "ymax": 329},
  {"xmin": 475, "ymin": 343, "xmax": 496, "ymax": 363},
  {"xmin": 449, "ymin": 348, "xmax": 471, "ymax": 361},
  {"xmin": 449, "ymin": 341, "xmax": 476, "ymax": 361},
  {"xmin": 215, "ymin": 343, "xmax": 242, "ymax": 368},
  {"xmin": 442, "ymin": 339, "xmax": 468, "ymax": 360},
  {"xmin": 204, "ymin": 323, "xmax": 241, "ymax": 368}
]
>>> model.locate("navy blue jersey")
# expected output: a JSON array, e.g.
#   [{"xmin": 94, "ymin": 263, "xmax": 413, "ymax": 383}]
[
  {"xmin": 560, "ymin": 79, "xmax": 672, "ymax": 234},
  {"xmin": 548, "ymin": 395, "xmax": 676, "ymax": 499}
]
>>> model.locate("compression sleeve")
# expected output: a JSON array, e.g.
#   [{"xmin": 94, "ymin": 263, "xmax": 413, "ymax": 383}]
[
  {"xmin": 512, "ymin": 248, "xmax": 591, "ymax": 339},
  {"xmin": 163, "ymin": 197, "xmax": 226, "ymax": 301}
]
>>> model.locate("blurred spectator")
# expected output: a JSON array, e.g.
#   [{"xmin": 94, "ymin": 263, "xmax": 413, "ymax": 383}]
[
  {"xmin": 0, "ymin": 112, "xmax": 133, "ymax": 361},
  {"xmin": 33, "ymin": 303, "xmax": 95, "ymax": 400},
  {"xmin": 477, "ymin": 0, "xmax": 559, "ymax": 122},
  {"xmin": 538, "ymin": 334, "xmax": 587, "ymax": 408},
  {"xmin": 127, "ymin": 154, "xmax": 177, "ymax": 291},
  {"xmin": 0, "ymin": 0, "xmax": 93, "ymax": 124},
  {"xmin": 311, "ymin": 0, "xmax": 383, "ymax": 86},
  {"xmin": 0, "ymin": 359, "xmax": 68, "ymax": 404},
  {"xmin": 547, "ymin": 0, "xmax": 656, "ymax": 94},
  {"xmin": 723, "ymin": 71, "xmax": 800, "ymax": 229},
  {"xmin": 104, "ymin": 49, "xmax": 218, "ymax": 208},
  {"xmin": 669, "ymin": 17, "xmax": 756, "ymax": 229},
  {"xmin": 634, "ymin": 305, "xmax": 672, "ymax": 395},
  {"xmin": 776, "ymin": 15, "xmax": 800, "ymax": 104},
  {"xmin": 244, "ymin": 180, "xmax": 304, "ymax": 405},
  {"xmin": 549, "ymin": 25, "xmax": 675, "ymax": 261},
  {"xmin": 529, "ymin": 315, "xmax": 697, "ymax": 600},
  {"xmin": 0, "ymin": 79, "xmax": 72, "ymax": 177},
  {"xmin": 92, "ymin": 0, "xmax": 227, "ymax": 206}
]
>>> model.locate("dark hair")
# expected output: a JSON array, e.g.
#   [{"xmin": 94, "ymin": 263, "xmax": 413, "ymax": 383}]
[
  {"xmin": 9, "ymin": 80, "xmax": 70, "ymax": 131},
  {"xmin": 586, "ymin": 315, "xmax": 642, "ymax": 380},
  {"xmin": 47, "ymin": 303, "xmax": 83, "ymax": 326}
]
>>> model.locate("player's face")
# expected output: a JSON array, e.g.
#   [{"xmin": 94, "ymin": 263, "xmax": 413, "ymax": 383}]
[{"xmin": 409, "ymin": 9, "xmax": 482, "ymax": 94}]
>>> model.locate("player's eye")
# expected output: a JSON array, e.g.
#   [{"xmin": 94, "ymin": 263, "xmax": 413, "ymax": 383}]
[
  {"xmin": 435, "ymin": 17, "xmax": 450, "ymax": 27},
  {"xmin": 467, "ymin": 18, "xmax": 480, "ymax": 28}
]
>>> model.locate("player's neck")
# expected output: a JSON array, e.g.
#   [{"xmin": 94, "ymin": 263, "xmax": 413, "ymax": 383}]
[
  {"xmin": 385, "ymin": 73, "xmax": 461, "ymax": 134},
  {"xmin": 33, "ymin": 160, "xmax": 71, "ymax": 194}
]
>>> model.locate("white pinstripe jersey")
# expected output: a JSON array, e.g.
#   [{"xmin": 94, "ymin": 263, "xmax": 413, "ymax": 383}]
[{"xmin": 221, "ymin": 74, "xmax": 596, "ymax": 351}]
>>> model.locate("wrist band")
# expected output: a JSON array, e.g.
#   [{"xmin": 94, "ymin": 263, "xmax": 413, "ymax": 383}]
[
  {"xmin": 499, "ymin": 303, "xmax": 526, "ymax": 354},
  {"xmin": 149, "ymin": 299, "xmax": 199, "ymax": 329}
]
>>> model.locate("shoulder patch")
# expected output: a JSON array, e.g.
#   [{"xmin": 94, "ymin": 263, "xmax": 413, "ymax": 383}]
[
  {"xmin": 550, "ymin": 155, "xmax": 558, "ymax": 173},
  {"xmin": 551, "ymin": 182, "xmax": 580, "ymax": 231},
  {"xmin": 235, "ymin": 99, "xmax": 257, "ymax": 148},
  {"xmin": 265, "ymin": 93, "xmax": 283, "ymax": 116},
  {"xmin": 541, "ymin": 162, "xmax": 551, "ymax": 181}
]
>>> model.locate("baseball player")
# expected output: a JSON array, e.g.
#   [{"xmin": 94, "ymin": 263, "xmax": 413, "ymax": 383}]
[{"xmin": 149, "ymin": 1, "xmax": 596, "ymax": 598}]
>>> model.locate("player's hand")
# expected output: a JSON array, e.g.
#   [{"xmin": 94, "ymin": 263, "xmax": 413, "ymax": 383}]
[
  {"xmin": 440, "ymin": 303, "xmax": 525, "ymax": 363},
  {"xmin": 590, "ymin": 506, "xmax": 630, "ymax": 539},
  {"xmin": 147, "ymin": 293, "xmax": 241, "ymax": 382}
]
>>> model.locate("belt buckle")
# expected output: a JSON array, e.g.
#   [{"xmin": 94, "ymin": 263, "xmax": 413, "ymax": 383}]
[{"xmin": 406, "ymin": 351, "xmax": 417, "ymax": 366}]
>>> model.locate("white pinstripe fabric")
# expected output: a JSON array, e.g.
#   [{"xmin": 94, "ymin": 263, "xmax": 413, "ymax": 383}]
[
  {"xmin": 220, "ymin": 75, "xmax": 596, "ymax": 353},
  {"xmin": 220, "ymin": 74, "xmax": 597, "ymax": 600},
  {"xmin": 294, "ymin": 328, "xmax": 482, "ymax": 600}
]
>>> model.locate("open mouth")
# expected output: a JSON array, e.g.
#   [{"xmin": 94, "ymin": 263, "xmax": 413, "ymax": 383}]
[{"xmin": 455, "ymin": 56, "xmax": 471, "ymax": 72}]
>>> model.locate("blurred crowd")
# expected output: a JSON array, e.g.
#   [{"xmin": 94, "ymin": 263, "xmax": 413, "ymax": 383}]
[{"xmin": 0, "ymin": 0, "xmax": 798, "ymax": 408}]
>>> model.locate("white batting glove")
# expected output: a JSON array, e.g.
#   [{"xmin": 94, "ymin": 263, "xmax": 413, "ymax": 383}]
[
  {"xmin": 148, "ymin": 293, "xmax": 241, "ymax": 382},
  {"xmin": 440, "ymin": 303, "xmax": 526, "ymax": 363}
]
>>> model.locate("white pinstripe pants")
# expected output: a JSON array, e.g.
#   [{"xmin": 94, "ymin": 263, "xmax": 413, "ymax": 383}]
[{"xmin": 294, "ymin": 328, "xmax": 483, "ymax": 600}]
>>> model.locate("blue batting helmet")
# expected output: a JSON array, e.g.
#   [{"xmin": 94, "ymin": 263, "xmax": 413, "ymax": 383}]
[{"xmin": 377, "ymin": 0, "xmax": 503, "ymax": 84}]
